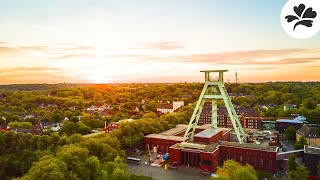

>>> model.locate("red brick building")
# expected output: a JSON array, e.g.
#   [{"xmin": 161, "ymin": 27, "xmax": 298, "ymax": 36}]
[
  {"xmin": 219, "ymin": 142, "xmax": 278, "ymax": 173},
  {"xmin": 198, "ymin": 103, "xmax": 262, "ymax": 129},
  {"xmin": 144, "ymin": 124, "xmax": 279, "ymax": 174}
]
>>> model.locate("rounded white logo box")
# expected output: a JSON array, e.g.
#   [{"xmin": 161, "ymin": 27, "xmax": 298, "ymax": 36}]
[{"xmin": 280, "ymin": 0, "xmax": 320, "ymax": 39}]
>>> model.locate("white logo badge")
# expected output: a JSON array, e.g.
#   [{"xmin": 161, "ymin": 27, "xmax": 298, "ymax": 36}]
[{"xmin": 281, "ymin": 0, "xmax": 320, "ymax": 39}]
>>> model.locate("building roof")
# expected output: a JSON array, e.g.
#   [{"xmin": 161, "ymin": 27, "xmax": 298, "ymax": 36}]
[
  {"xmin": 304, "ymin": 146, "xmax": 320, "ymax": 155},
  {"xmin": 159, "ymin": 124, "xmax": 188, "ymax": 136},
  {"xmin": 297, "ymin": 125, "xmax": 319, "ymax": 138},
  {"xmin": 276, "ymin": 119, "xmax": 303, "ymax": 123},
  {"xmin": 145, "ymin": 134, "xmax": 188, "ymax": 141},
  {"xmin": 218, "ymin": 141, "xmax": 278, "ymax": 152},
  {"xmin": 194, "ymin": 128, "xmax": 223, "ymax": 138},
  {"xmin": 157, "ymin": 104, "xmax": 173, "ymax": 109}
]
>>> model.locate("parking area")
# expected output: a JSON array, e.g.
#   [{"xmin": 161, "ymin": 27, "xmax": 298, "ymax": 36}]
[
  {"xmin": 126, "ymin": 150, "xmax": 210, "ymax": 180},
  {"xmin": 126, "ymin": 163, "xmax": 211, "ymax": 180}
]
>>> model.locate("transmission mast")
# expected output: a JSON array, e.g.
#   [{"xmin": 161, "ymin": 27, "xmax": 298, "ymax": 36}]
[{"xmin": 235, "ymin": 70, "xmax": 239, "ymax": 84}]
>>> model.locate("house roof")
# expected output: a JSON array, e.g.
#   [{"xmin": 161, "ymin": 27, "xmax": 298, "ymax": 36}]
[
  {"xmin": 145, "ymin": 134, "xmax": 187, "ymax": 141},
  {"xmin": 219, "ymin": 141, "xmax": 278, "ymax": 152},
  {"xmin": 157, "ymin": 104, "xmax": 173, "ymax": 109},
  {"xmin": 297, "ymin": 125, "xmax": 319, "ymax": 138}
]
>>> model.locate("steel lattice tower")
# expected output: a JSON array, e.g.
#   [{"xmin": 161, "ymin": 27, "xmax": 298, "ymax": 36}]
[{"xmin": 183, "ymin": 70, "xmax": 247, "ymax": 144}]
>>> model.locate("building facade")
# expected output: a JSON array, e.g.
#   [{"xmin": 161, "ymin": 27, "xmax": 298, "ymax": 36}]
[
  {"xmin": 296, "ymin": 125, "xmax": 320, "ymax": 147},
  {"xmin": 144, "ymin": 124, "xmax": 279, "ymax": 174},
  {"xmin": 198, "ymin": 103, "xmax": 262, "ymax": 129},
  {"xmin": 303, "ymin": 146, "xmax": 320, "ymax": 178},
  {"xmin": 276, "ymin": 119, "xmax": 303, "ymax": 133}
]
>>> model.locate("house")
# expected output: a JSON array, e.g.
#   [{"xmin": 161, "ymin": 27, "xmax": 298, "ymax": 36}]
[
  {"xmin": 40, "ymin": 121, "xmax": 52, "ymax": 129},
  {"xmin": 132, "ymin": 106, "xmax": 140, "ymax": 114},
  {"xmin": 157, "ymin": 104, "xmax": 174, "ymax": 114},
  {"xmin": 296, "ymin": 125, "xmax": 320, "ymax": 147},
  {"xmin": 24, "ymin": 114, "xmax": 35, "ymax": 119},
  {"xmin": 0, "ymin": 124, "xmax": 8, "ymax": 131},
  {"xmin": 284, "ymin": 104, "xmax": 297, "ymax": 111},
  {"xmin": 105, "ymin": 119, "xmax": 135, "ymax": 133},
  {"xmin": 173, "ymin": 101, "xmax": 184, "ymax": 111},
  {"xmin": 157, "ymin": 101, "xmax": 185, "ymax": 114},
  {"xmin": 51, "ymin": 123, "xmax": 61, "ymax": 132}
]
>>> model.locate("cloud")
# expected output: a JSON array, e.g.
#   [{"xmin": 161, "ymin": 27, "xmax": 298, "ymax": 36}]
[
  {"xmin": 174, "ymin": 49, "xmax": 319, "ymax": 64},
  {"xmin": 142, "ymin": 41, "xmax": 186, "ymax": 50},
  {"xmin": 0, "ymin": 66, "xmax": 68, "ymax": 84},
  {"xmin": 244, "ymin": 67, "xmax": 277, "ymax": 70},
  {"xmin": 0, "ymin": 46, "xmax": 19, "ymax": 55},
  {"xmin": 0, "ymin": 67, "xmax": 61, "ymax": 75},
  {"xmin": 62, "ymin": 46, "xmax": 94, "ymax": 51},
  {"xmin": 108, "ymin": 48, "xmax": 320, "ymax": 66},
  {"xmin": 52, "ymin": 54, "xmax": 96, "ymax": 59}
]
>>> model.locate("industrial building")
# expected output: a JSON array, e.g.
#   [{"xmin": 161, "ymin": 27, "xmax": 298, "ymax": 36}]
[
  {"xmin": 303, "ymin": 146, "xmax": 320, "ymax": 178},
  {"xmin": 144, "ymin": 123, "xmax": 278, "ymax": 173},
  {"xmin": 275, "ymin": 116, "xmax": 306, "ymax": 133},
  {"xmin": 143, "ymin": 70, "xmax": 280, "ymax": 174}
]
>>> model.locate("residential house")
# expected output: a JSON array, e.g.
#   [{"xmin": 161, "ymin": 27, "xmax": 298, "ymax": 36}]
[
  {"xmin": 105, "ymin": 119, "xmax": 134, "ymax": 133},
  {"xmin": 296, "ymin": 125, "xmax": 320, "ymax": 147},
  {"xmin": 0, "ymin": 124, "xmax": 7, "ymax": 131},
  {"xmin": 157, "ymin": 104, "xmax": 174, "ymax": 114},
  {"xmin": 284, "ymin": 104, "xmax": 297, "ymax": 111},
  {"xmin": 157, "ymin": 101, "xmax": 184, "ymax": 114}
]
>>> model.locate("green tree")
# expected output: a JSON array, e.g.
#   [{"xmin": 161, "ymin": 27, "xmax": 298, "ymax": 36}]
[
  {"xmin": 301, "ymin": 97, "xmax": 317, "ymax": 110},
  {"xmin": 70, "ymin": 116, "xmax": 80, "ymax": 123},
  {"xmin": 19, "ymin": 122, "xmax": 33, "ymax": 129},
  {"xmin": 145, "ymin": 100, "xmax": 157, "ymax": 112},
  {"xmin": 288, "ymin": 155, "xmax": 297, "ymax": 172},
  {"xmin": 51, "ymin": 113, "xmax": 62, "ymax": 123},
  {"xmin": 284, "ymin": 126, "xmax": 296, "ymax": 141},
  {"xmin": 8, "ymin": 122, "xmax": 20, "ymax": 128},
  {"xmin": 289, "ymin": 166, "xmax": 309, "ymax": 180},
  {"xmin": 20, "ymin": 155, "xmax": 68, "ymax": 180},
  {"xmin": 294, "ymin": 136, "xmax": 307, "ymax": 149},
  {"xmin": 212, "ymin": 160, "xmax": 257, "ymax": 180},
  {"xmin": 64, "ymin": 111, "xmax": 74, "ymax": 119},
  {"xmin": 56, "ymin": 145, "xmax": 89, "ymax": 177},
  {"xmin": 59, "ymin": 121, "xmax": 76, "ymax": 136},
  {"xmin": 77, "ymin": 122, "xmax": 91, "ymax": 135},
  {"xmin": 142, "ymin": 112, "xmax": 157, "ymax": 119}
]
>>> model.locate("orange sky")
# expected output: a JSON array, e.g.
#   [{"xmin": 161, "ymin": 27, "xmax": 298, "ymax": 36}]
[{"xmin": 1, "ymin": 0, "xmax": 320, "ymax": 84}]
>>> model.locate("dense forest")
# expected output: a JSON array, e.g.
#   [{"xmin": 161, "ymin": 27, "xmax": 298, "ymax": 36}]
[{"xmin": 1, "ymin": 82, "xmax": 320, "ymax": 179}]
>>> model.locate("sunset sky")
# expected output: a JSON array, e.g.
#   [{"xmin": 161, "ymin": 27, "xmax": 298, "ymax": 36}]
[{"xmin": 0, "ymin": 0, "xmax": 320, "ymax": 84}]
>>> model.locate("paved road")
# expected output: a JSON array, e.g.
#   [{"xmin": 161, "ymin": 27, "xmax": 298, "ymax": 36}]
[
  {"xmin": 83, "ymin": 131, "xmax": 105, "ymax": 138},
  {"xmin": 279, "ymin": 136, "xmax": 294, "ymax": 151},
  {"xmin": 126, "ymin": 164, "xmax": 211, "ymax": 180}
]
